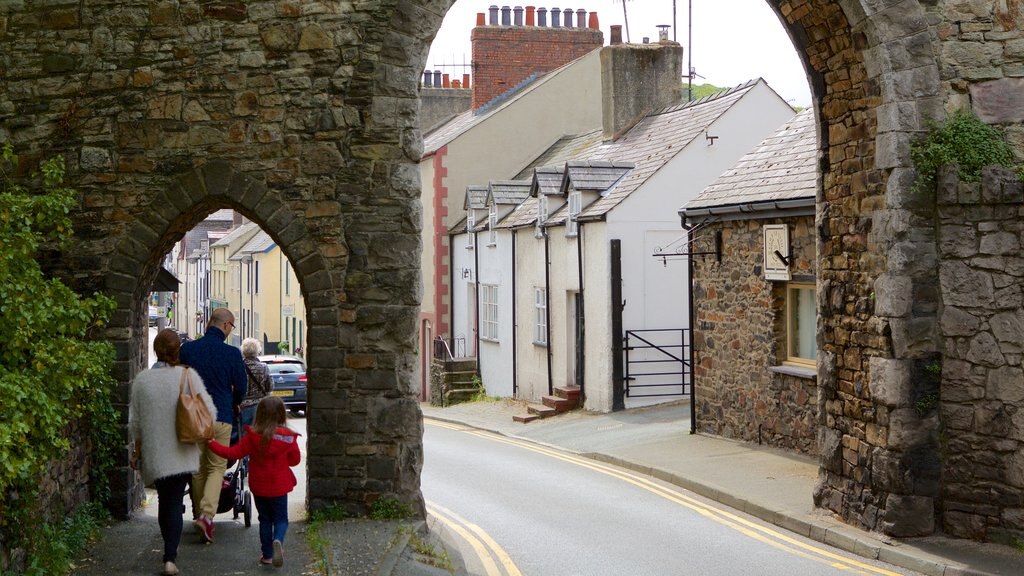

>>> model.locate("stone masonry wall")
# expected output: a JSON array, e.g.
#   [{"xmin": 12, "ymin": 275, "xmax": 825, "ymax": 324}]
[
  {"xmin": 0, "ymin": 0, "xmax": 439, "ymax": 525},
  {"xmin": 936, "ymin": 166, "xmax": 1024, "ymax": 542},
  {"xmin": 693, "ymin": 215, "xmax": 818, "ymax": 455}
]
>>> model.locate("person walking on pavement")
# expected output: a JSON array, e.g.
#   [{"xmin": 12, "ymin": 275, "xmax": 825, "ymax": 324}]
[
  {"xmin": 130, "ymin": 329, "xmax": 217, "ymax": 576},
  {"xmin": 179, "ymin": 307, "xmax": 247, "ymax": 544},
  {"xmin": 208, "ymin": 396, "xmax": 301, "ymax": 568},
  {"xmin": 239, "ymin": 337, "xmax": 273, "ymax": 429}
]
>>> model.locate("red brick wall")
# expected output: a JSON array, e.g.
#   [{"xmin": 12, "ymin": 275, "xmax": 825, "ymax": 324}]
[{"xmin": 471, "ymin": 26, "xmax": 603, "ymax": 110}]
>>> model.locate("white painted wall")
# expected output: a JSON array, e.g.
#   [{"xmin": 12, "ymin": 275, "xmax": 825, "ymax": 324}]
[
  {"xmin": 514, "ymin": 229, "xmax": 550, "ymax": 402},
  {"xmin": 476, "ymin": 229, "xmax": 515, "ymax": 398},
  {"xmin": 449, "ymin": 229, "xmax": 477, "ymax": 357}
]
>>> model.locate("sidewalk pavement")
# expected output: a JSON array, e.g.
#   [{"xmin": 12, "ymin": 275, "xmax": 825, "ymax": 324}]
[
  {"xmin": 77, "ymin": 399, "xmax": 1024, "ymax": 575},
  {"xmin": 419, "ymin": 398, "xmax": 1024, "ymax": 576}
]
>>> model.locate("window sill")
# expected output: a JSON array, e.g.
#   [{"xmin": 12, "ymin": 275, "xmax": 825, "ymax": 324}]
[
  {"xmin": 769, "ymin": 364, "xmax": 817, "ymax": 380},
  {"xmin": 533, "ymin": 341, "xmax": 547, "ymax": 348}
]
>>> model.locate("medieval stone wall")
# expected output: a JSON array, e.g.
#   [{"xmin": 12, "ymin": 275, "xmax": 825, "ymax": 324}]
[
  {"xmin": 0, "ymin": 0, "xmax": 440, "ymax": 523},
  {"xmin": 936, "ymin": 166, "xmax": 1024, "ymax": 542},
  {"xmin": 693, "ymin": 215, "xmax": 818, "ymax": 455}
]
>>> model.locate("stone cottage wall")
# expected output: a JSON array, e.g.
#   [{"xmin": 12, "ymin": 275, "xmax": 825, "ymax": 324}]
[
  {"xmin": 693, "ymin": 215, "xmax": 818, "ymax": 455},
  {"xmin": 936, "ymin": 166, "xmax": 1024, "ymax": 542}
]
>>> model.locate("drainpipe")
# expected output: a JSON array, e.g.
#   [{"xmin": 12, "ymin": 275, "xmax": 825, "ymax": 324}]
[
  {"xmin": 684, "ymin": 223, "xmax": 697, "ymax": 434},
  {"xmin": 511, "ymin": 230, "xmax": 518, "ymax": 396},
  {"xmin": 610, "ymin": 239, "xmax": 625, "ymax": 411},
  {"xmin": 543, "ymin": 228, "xmax": 553, "ymax": 396},
  {"xmin": 576, "ymin": 222, "xmax": 585, "ymax": 393}
]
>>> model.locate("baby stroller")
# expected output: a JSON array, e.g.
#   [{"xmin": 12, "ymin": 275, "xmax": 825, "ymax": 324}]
[{"xmin": 217, "ymin": 455, "xmax": 252, "ymax": 527}]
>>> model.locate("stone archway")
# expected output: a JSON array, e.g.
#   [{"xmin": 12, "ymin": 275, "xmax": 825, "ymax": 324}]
[{"xmin": 4, "ymin": 0, "xmax": 1018, "ymax": 539}]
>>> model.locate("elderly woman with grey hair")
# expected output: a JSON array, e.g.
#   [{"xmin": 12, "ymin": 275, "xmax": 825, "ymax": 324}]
[{"xmin": 239, "ymin": 337, "xmax": 274, "ymax": 428}]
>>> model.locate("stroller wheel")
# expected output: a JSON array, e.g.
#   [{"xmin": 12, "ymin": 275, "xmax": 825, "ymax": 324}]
[{"xmin": 243, "ymin": 491, "xmax": 252, "ymax": 528}]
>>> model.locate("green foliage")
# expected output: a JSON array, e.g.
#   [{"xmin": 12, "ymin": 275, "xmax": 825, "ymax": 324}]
[
  {"xmin": 910, "ymin": 109, "xmax": 1019, "ymax": 194},
  {"xmin": 19, "ymin": 502, "xmax": 109, "ymax": 576},
  {"xmin": 369, "ymin": 496, "xmax": 412, "ymax": 520},
  {"xmin": 685, "ymin": 83, "xmax": 726, "ymax": 101},
  {"xmin": 0, "ymin": 143, "xmax": 118, "ymax": 569}
]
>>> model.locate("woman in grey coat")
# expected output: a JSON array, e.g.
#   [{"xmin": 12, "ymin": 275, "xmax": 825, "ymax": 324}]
[{"xmin": 130, "ymin": 329, "xmax": 217, "ymax": 576}]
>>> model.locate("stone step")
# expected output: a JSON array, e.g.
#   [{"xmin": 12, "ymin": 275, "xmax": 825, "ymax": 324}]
[
  {"xmin": 554, "ymin": 385, "xmax": 581, "ymax": 401},
  {"xmin": 445, "ymin": 359, "xmax": 478, "ymax": 372},
  {"xmin": 512, "ymin": 413, "xmax": 540, "ymax": 424},
  {"xmin": 444, "ymin": 388, "xmax": 481, "ymax": 405},
  {"xmin": 542, "ymin": 395, "xmax": 575, "ymax": 412},
  {"xmin": 527, "ymin": 403, "xmax": 557, "ymax": 418}
]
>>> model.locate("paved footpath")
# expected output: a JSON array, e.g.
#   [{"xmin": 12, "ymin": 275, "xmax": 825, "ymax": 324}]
[{"xmin": 76, "ymin": 399, "xmax": 1024, "ymax": 575}]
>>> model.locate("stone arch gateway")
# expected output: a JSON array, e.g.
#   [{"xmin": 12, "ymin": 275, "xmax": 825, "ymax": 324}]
[{"xmin": 2, "ymin": 0, "xmax": 1021, "ymax": 538}]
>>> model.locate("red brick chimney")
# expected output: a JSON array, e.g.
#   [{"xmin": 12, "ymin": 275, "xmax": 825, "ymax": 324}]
[{"xmin": 470, "ymin": 6, "xmax": 603, "ymax": 111}]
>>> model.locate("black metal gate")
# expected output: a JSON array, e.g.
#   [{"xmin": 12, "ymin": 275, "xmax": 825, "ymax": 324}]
[{"xmin": 623, "ymin": 328, "xmax": 691, "ymax": 398}]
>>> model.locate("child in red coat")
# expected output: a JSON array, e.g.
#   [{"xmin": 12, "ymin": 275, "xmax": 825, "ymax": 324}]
[{"xmin": 208, "ymin": 395, "xmax": 300, "ymax": 567}]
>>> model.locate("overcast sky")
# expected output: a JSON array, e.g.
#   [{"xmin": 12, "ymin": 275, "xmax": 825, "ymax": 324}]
[{"xmin": 426, "ymin": 0, "xmax": 812, "ymax": 108}]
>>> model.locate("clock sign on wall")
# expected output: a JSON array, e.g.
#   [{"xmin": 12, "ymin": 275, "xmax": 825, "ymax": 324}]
[{"xmin": 763, "ymin": 224, "xmax": 791, "ymax": 281}]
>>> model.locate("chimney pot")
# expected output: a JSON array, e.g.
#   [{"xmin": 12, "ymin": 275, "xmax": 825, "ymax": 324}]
[
  {"xmin": 514, "ymin": 6, "xmax": 523, "ymax": 25},
  {"xmin": 538, "ymin": 7, "xmax": 547, "ymax": 26},
  {"xmin": 610, "ymin": 24, "xmax": 622, "ymax": 45},
  {"xmin": 563, "ymin": 7, "xmax": 573, "ymax": 28},
  {"xmin": 526, "ymin": 5, "xmax": 535, "ymax": 25},
  {"xmin": 551, "ymin": 7, "xmax": 560, "ymax": 27},
  {"xmin": 576, "ymin": 8, "xmax": 586, "ymax": 28},
  {"xmin": 433, "ymin": 70, "xmax": 442, "ymax": 87},
  {"xmin": 463, "ymin": 73, "xmax": 471, "ymax": 89},
  {"xmin": 501, "ymin": 5, "xmax": 511, "ymax": 25},
  {"xmin": 442, "ymin": 73, "xmax": 450, "ymax": 88},
  {"xmin": 657, "ymin": 24, "xmax": 670, "ymax": 42},
  {"xmin": 489, "ymin": 5, "xmax": 499, "ymax": 25},
  {"xmin": 476, "ymin": 12, "xmax": 486, "ymax": 26},
  {"xmin": 588, "ymin": 10, "xmax": 598, "ymax": 29},
  {"xmin": 423, "ymin": 71, "xmax": 432, "ymax": 86},
  {"xmin": 452, "ymin": 79, "xmax": 461, "ymax": 88},
  {"xmin": 642, "ymin": 36, "xmax": 650, "ymax": 44}
]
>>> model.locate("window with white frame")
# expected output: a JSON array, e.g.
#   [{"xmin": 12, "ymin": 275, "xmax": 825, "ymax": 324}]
[
  {"xmin": 467, "ymin": 213, "xmax": 476, "ymax": 249},
  {"xmin": 285, "ymin": 262, "xmax": 291, "ymax": 295},
  {"xmin": 481, "ymin": 284, "xmax": 499, "ymax": 341},
  {"xmin": 567, "ymin": 191, "xmax": 581, "ymax": 237},
  {"xmin": 535, "ymin": 196, "xmax": 548, "ymax": 237},
  {"xmin": 488, "ymin": 203, "xmax": 497, "ymax": 245},
  {"xmin": 534, "ymin": 287, "xmax": 547, "ymax": 345},
  {"xmin": 786, "ymin": 283, "xmax": 817, "ymax": 366}
]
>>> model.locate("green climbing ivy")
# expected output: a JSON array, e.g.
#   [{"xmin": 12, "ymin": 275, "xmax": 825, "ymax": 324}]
[
  {"xmin": 0, "ymin": 143, "xmax": 118, "ymax": 574},
  {"xmin": 910, "ymin": 109, "xmax": 1020, "ymax": 194}
]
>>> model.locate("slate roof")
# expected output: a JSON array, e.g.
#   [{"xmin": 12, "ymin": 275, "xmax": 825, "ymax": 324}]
[
  {"xmin": 488, "ymin": 181, "xmax": 531, "ymax": 206},
  {"xmin": 238, "ymin": 230, "xmax": 276, "ymax": 255},
  {"xmin": 498, "ymin": 196, "xmax": 540, "ymax": 230},
  {"xmin": 686, "ymin": 108, "xmax": 817, "ymax": 210},
  {"xmin": 531, "ymin": 166, "xmax": 565, "ymax": 197},
  {"xmin": 562, "ymin": 160, "xmax": 634, "ymax": 193},
  {"xmin": 464, "ymin": 185, "xmax": 489, "ymax": 211},
  {"xmin": 211, "ymin": 222, "xmax": 259, "ymax": 248},
  {"xmin": 573, "ymin": 79, "xmax": 766, "ymax": 222},
  {"xmin": 514, "ymin": 130, "xmax": 604, "ymax": 181}
]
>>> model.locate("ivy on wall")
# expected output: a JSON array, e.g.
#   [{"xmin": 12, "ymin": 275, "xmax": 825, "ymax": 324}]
[
  {"xmin": 0, "ymin": 143, "xmax": 118, "ymax": 574},
  {"xmin": 910, "ymin": 109, "xmax": 1020, "ymax": 194}
]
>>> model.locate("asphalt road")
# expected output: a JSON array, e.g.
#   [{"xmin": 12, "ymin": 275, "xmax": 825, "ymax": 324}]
[{"xmin": 420, "ymin": 420, "xmax": 921, "ymax": 576}]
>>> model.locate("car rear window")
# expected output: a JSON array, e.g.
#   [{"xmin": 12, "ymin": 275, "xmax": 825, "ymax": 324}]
[{"xmin": 267, "ymin": 363, "xmax": 304, "ymax": 374}]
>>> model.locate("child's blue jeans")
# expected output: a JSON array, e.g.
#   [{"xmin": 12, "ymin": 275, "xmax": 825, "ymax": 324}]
[{"xmin": 254, "ymin": 494, "xmax": 289, "ymax": 559}]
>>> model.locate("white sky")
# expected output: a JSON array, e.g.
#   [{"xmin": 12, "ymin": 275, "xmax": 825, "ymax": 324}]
[{"xmin": 426, "ymin": 0, "xmax": 812, "ymax": 108}]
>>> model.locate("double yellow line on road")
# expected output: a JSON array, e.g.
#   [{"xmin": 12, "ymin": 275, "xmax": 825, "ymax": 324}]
[
  {"xmin": 426, "ymin": 500, "xmax": 523, "ymax": 576},
  {"xmin": 426, "ymin": 418, "xmax": 903, "ymax": 576}
]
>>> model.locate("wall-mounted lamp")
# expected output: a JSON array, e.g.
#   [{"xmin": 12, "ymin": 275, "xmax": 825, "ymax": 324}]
[
  {"xmin": 461, "ymin": 268, "xmax": 473, "ymax": 279},
  {"xmin": 705, "ymin": 131, "xmax": 718, "ymax": 146}
]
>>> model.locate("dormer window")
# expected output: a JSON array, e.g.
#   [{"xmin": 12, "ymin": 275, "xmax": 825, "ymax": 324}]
[
  {"xmin": 567, "ymin": 191, "xmax": 581, "ymax": 237},
  {"xmin": 488, "ymin": 203, "xmax": 497, "ymax": 246},
  {"xmin": 467, "ymin": 213, "xmax": 476, "ymax": 249}
]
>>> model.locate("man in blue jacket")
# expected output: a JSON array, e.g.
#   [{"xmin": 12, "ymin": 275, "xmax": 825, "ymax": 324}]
[{"xmin": 180, "ymin": 307, "xmax": 247, "ymax": 543}]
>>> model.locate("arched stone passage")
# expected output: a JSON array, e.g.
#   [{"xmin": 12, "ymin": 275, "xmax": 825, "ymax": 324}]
[{"xmin": 3, "ymin": 0, "xmax": 1017, "ymax": 539}]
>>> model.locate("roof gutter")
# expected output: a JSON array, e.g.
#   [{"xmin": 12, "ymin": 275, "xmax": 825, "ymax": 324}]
[{"xmin": 679, "ymin": 197, "xmax": 815, "ymax": 226}]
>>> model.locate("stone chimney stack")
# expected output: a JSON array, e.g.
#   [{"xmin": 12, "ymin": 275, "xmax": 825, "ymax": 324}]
[
  {"xmin": 471, "ymin": 6, "xmax": 603, "ymax": 111},
  {"xmin": 600, "ymin": 40, "xmax": 683, "ymax": 140}
]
